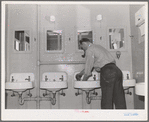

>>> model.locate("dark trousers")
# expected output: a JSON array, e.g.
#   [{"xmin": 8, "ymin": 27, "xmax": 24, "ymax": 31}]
[{"xmin": 100, "ymin": 63, "xmax": 126, "ymax": 109}]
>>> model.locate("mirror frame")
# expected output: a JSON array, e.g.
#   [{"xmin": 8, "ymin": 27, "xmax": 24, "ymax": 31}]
[
  {"xmin": 44, "ymin": 28, "xmax": 64, "ymax": 54},
  {"xmin": 107, "ymin": 27, "xmax": 127, "ymax": 51},
  {"xmin": 76, "ymin": 30, "xmax": 94, "ymax": 53},
  {"xmin": 13, "ymin": 28, "xmax": 32, "ymax": 53}
]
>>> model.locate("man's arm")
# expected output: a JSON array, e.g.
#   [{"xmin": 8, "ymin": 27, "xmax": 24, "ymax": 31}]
[
  {"xmin": 75, "ymin": 69, "xmax": 85, "ymax": 81},
  {"xmin": 82, "ymin": 74, "xmax": 92, "ymax": 81},
  {"xmin": 79, "ymin": 69, "xmax": 85, "ymax": 76},
  {"xmin": 82, "ymin": 50, "xmax": 94, "ymax": 81}
]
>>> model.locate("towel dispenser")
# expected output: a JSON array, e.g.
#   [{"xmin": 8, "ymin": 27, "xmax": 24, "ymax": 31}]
[{"xmin": 135, "ymin": 6, "xmax": 145, "ymax": 36}]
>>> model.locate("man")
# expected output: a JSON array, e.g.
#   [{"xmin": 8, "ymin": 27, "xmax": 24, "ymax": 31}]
[{"xmin": 76, "ymin": 38, "xmax": 126, "ymax": 109}]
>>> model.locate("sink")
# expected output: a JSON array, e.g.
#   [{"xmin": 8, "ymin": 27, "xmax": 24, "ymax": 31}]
[
  {"xmin": 123, "ymin": 79, "xmax": 136, "ymax": 88},
  {"xmin": 74, "ymin": 80, "xmax": 100, "ymax": 90},
  {"xmin": 135, "ymin": 82, "xmax": 145, "ymax": 96},
  {"xmin": 73, "ymin": 72, "xmax": 135, "ymax": 90},
  {"xmin": 74, "ymin": 72, "xmax": 100, "ymax": 90},
  {"xmin": 5, "ymin": 73, "xmax": 35, "ymax": 92},
  {"xmin": 5, "ymin": 82, "xmax": 34, "ymax": 92},
  {"xmin": 40, "ymin": 81, "xmax": 68, "ymax": 92},
  {"xmin": 74, "ymin": 79, "xmax": 135, "ymax": 90},
  {"xmin": 40, "ymin": 72, "xmax": 68, "ymax": 92}
]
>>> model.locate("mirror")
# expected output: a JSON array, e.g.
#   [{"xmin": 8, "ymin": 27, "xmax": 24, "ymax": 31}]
[
  {"xmin": 46, "ymin": 30, "xmax": 62, "ymax": 51},
  {"xmin": 77, "ymin": 30, "xmax": 93, "ymax": 50},
  {"xmin": 14, "ymin": 30, "xmax": 30, "ymax": 51},
  {"xmin": 108, "ymin": 28, "xmax": 125, "ymax": 50}
]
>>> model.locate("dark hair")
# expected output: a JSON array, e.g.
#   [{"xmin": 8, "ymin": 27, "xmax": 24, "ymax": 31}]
[{"xmin": 79, "ymin": 38, "xmax": 91, "ymax": 44}]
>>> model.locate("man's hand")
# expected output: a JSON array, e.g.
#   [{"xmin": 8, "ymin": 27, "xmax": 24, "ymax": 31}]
[{"xmin": 76, "ymin": 74, "xmax": 82, "ymax": 81}]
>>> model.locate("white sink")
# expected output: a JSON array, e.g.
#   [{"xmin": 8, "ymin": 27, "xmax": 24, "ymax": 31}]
[
  {"xmin": 74, "ymin": 80, "xmax": 100, "ymax": 90},
  {"xmin": 5, "ymin": 82, "xmax": 34, "ymax": 92},
  {"xmin": 135, "ymin": 82, "xmax": 145, "ymax": 96},
  {"xmin": 74, "ymin": 79, "xmax": 136, "ymax": 90},
  {"xmin": 40, "ymin": 81, "xmax": 68, "ymax": 91},
  {"xmin": 123, "ymin": 79, "xmax": 136, "ymax": 88}
]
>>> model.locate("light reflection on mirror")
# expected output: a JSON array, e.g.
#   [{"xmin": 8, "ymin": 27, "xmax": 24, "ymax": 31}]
[
  {"xmin": 14, "ymin": 30, "xmax": 30, "ymax": 51},
  {"xmin": 46, "ymin": 30, "xmax": 62, "ymax": 51},
  {"xmin": 108, "ymin": 28, "xmax": 124, "ymax": 49},
  {"xmin": 77, "ymin": 30, "xmax": 93, "ymax": 50}
]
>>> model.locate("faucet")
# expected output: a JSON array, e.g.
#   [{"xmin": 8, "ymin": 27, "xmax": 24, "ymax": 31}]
[
  {"xmin": 93, "ymin": 75, "xmax": 96, "ymax": 81},
  {"xmin": 45, "ymin": 75, "xmax": 48, "ymax": 81},
  {"xmin": 127, "ymin": 74, "xmax": 129, "ymax": 79},
  {"xmin": 59, "ymin": 75, "xmax": 64, "ymax": 81},
  {"xmin": 11, "ymin": 76, "xmax": 14, "ymax": 82},
  {"xmin": 25, "ymin": 76, "xmax": 30, "ymax": 82}
]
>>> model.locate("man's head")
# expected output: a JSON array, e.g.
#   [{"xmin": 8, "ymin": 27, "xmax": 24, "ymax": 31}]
[{"xmin": 79, "ymin": 38, "xmax": 91, "ymax": 51}]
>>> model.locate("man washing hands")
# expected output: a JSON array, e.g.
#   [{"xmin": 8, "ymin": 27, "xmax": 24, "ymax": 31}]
[
  {"xmin": 75, "ymin": 68, "xmax": 99, "ymax": 81},
  {"xmin": 75, "ymin": 38, "xmax": 126, "ymax": 109}
]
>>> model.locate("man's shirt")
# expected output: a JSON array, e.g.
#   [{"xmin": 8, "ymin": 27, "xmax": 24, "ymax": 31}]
[{"xmin": 84, "ymin": 43, "xmax": 115, "ymax": 76}]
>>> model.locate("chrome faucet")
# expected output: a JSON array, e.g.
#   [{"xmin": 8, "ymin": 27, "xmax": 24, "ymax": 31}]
[
  {"xmin": 93, "ymin": 75, "xmax": 96, "ymax": 81},
  {"xmin": 59, "ymin": 75, "xmax": 64, "ymax": 81},
  {"xmin": 25, "ymin": 76, "xmax": 30, "ymax": 82},
  {"xmin": 45, "ymin": 75, "xmax": 48, "ymax": 81},
  {"xmin": 11, "ymin": 76, "xmax": 14, "ymax": 82}
]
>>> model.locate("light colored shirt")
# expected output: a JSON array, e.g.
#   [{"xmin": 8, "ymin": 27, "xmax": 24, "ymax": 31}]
[{"xmin": 84, "ymin": 43, "xmax": 115, "ymax": 76}]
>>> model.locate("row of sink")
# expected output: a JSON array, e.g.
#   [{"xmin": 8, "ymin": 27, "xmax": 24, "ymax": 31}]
[
  {"xmin": 6, "ymin": 79, "xmax": 136, "ymax": 91},
  {"xmin": 5, "ymin": 72, "xmax": 145, "ymax": 96}
]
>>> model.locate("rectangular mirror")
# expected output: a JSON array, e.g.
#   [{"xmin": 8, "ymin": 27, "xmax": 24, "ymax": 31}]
[
  {"xmin": 77, "ymin": 30, "xmax": 93, "ymax": 50},
  {"xmin": 46, "ymin": 30, "xmax": 62, "ymax": 51},
  {"xmin": 108, "ymin": 28, "xmax": 125, "ymax": 50},
  {"xmin": 14, "ymin": 30, "xmax": 30, "ymax": 51}
]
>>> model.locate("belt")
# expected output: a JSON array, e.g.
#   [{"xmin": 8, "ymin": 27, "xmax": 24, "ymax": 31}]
[{"xmin": 101, "ymin": 62, "xmax": 116, "ymax": 69}]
